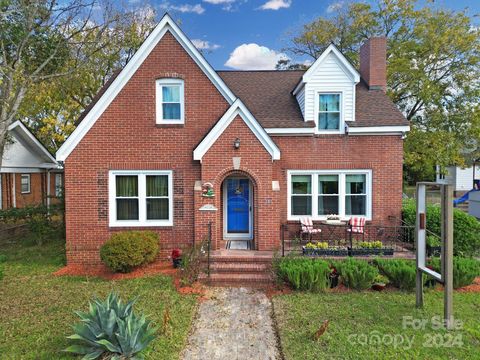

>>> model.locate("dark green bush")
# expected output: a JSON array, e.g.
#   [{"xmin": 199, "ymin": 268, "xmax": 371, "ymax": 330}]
[
  {"xmin": 374, "ymin": 259, "xmax": 418, "ymax": 291},
  {"xmin": 429, "ymin": 257, "xmax": 480, "ymax": 289},
  {"xmin": 277, "ymin": 257, "xmax": 331, "ymax": 292},
  {"xmin": 333, "ymin": 258, "xmax": 378, "ymax": 290},
  {"xmin": 402, "ymin": 199, "xmax": 480, "ymax": 256},
  {"xmin": 65, "ymin": 292, "xmax": 156, "ymax": 358},
  {"xmin": 100, "ymin": 231, "xmax": 159, "ymax": 273}
]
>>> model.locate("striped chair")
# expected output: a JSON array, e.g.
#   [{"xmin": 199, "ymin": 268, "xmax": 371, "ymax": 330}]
[
  {"xmin": 300, "ymin": 217, "xmax": 322, "ymax": 242},
  {"xmin": 346, "ymin": 217, "xmax": 366, "ymax": 245}
]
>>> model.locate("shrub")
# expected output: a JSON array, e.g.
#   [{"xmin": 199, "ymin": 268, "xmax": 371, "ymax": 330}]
[
  {"xmin": 277, "ymin": 257, "xmax": 331, "ymax": 292},
  {"xmin": 100, "ymin": 231, "xmax": 159, "ymax": 273},
  {"xmin": 358, "ymin": 241, "xmax": 383, "ymax": 249},
  {"xmin": 333, "ymin": 258, "xmax": 378, "ymax": 290},
  {"xmin": 402, "ymin": 199, "xmax": 480, "ymax": 256},
  {"xmin": 429, "ymin": 257, "xmax": 480, "ymax": 289},
  {"xmin": 0, "ymin": 255, "xmax": 6, "ymax": 281},
  {"xmin": 65, "ymin": 292, "xmax": 156, "ymax": 359},
  {"xmin": 374, "ymin": 259, "xmax": 418, "ymax": 291}
]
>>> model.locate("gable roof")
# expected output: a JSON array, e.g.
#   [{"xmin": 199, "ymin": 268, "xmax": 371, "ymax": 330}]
[
  {"xmin": 219, "ymin": 71, "xmax": 408, "ymax": 129},
  {"xmin": 56, "ymin": 13, "xmax": 236, "ymax": 161},
  {"xmin": 3, "ymin": 121, "xmax": 59, "ymax": 169},
  {"xmin": 193, "ymin": 99, "xmax": 280, "ymax": 162}
]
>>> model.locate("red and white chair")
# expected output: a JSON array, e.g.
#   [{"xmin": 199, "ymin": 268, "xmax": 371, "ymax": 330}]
[
  {"xmin": 346, "ymin": 217, "xmax": 366, "ymax": 244},
  {"xmin": 300, "ymin": 217, "xmax": 322, "ymax": 242}
]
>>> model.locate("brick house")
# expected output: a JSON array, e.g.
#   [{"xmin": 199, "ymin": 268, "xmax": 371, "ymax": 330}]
[
  {"xmin": 56, "ymin": 14, "xmax": 409, "ymax": 266},
  {"xmin": 1, "ymin": 121, "xmax": 63, "ymax": 210}
]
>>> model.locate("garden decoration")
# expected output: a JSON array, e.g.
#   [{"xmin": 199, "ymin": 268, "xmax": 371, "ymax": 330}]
[
  {"xmin": 171, "ymin": 248, "xmax": 182, "ymax": 268},
  {"xmin": 201, "ymin": 182, "xmax": 214, "ymax": 197}
]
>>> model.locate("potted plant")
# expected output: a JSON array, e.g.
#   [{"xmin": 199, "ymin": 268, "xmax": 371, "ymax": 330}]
[
  {"xmin": 426, "ymin": 236, "xmax": 441, "ymax": 257},
  {"xmin": 171, "ymin": 248, "xmax": 182, "ymax": 268},
  {"xmin": 329, "ymin": 265, "xmax": 339, "ymax": 288},
  {"xmin": 372, "ymin": 274, "xmax": 389, "ymax": 291},
  {"xmin": 349, "ymin": 241, "xmax": 394, "ymax": 256}
]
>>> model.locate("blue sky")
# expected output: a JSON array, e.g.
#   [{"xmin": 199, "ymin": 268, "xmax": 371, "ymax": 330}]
[{"xmin": 129, "ymin": 0, "xmax": 480, "ymax": 70}]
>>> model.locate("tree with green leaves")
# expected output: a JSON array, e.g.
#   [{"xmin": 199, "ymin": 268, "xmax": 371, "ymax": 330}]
[
  {"xmin": 0, "ymin": 0, "xmax": 126, "ymax": 162},
  {"xmin": 284, "ymin": 0, "xmax": 480, "ymax": 182}
]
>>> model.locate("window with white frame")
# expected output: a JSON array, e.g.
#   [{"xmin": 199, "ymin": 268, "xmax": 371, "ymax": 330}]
[
  {"xmin": 288, "ymin": 170, "xmax": 371, "ymax": 220},
  {"xmin": 109, "ymin": 171, "xmax": 173, "ymax": 227},
  {"xmin": 318, "ymin": 93, "xmax": 341, "ymax": 131},
  {"xmin": 55, "ymin": 173, "xmax": 63, "ymax": 197},
  {"xmin": 156, "ymin": 79, "xmax": 184, "ymax": 124},
  {"xmin": 20, "ymin": 174, "xmax": 30, "ymax": 193}
]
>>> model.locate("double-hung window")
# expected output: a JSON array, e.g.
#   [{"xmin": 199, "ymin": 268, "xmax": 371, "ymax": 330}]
[
  {"xmin": 288, "ymin": 170, "xmax": 371, "ymax": 220},
  {"xmin": 21, "ymin": 174, "xmax": 30, "ymax": 194},
  {"xmin": 109, "ymin": 171, "xmax": 173, "ymax": 227},
  {"xmin": 318, "ymin": 93, "xmax": 341, "ymax": 131},
  {"xmin": 156, "ymin": 79, "xmax": 184, "ymax": 124}
]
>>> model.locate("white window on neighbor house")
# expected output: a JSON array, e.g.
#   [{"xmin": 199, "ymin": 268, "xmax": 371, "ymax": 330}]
[
  {"xmin": 288, "ymin": 170, "xmax": 372, "ymax": 220},
  {"xmin": 109, "ymin": 170, "xmax": 173, "ymax": 227},
  {"xmin": 55, "ymin": 173, "xmax": 63, "ymax": 197},
  {"xmin": 317, "ymin": 93, "xmax": 341, "ymax": 132},
  {"xmin": 156, "ymin": 79, "xmax": 184, "ymax": 124},
  {"xmin": 20, "ymin": 174, "xmax": 31, "ymax": 194}
]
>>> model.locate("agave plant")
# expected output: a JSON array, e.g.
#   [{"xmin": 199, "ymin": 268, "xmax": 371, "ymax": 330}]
[{"xmin": 65, "ymin": 292, "xmax": 157, "ymax": 359}]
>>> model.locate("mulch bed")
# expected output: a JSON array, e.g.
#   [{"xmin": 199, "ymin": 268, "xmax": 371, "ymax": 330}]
[{"xmin": 53, "ymin": 262, "xmax": 207, "ymax": 297}]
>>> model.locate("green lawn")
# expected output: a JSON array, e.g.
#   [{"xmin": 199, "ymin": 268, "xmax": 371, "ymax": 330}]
[
  {"xmin": 273, "ymin": 291, "xmax": 480, "ymax": 360},
  {"xmin": 0, "ymin": 239, "xmax": 197, "ymax": 359}
]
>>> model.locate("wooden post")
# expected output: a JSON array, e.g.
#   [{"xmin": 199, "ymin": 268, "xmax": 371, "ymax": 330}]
[{"xmin": 442, "ymin": 185, "xmax": 454, "ymax": 330}]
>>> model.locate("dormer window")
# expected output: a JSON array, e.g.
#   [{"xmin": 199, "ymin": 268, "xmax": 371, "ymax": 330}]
[
  {"xmin": 156, "ymin": 79, "xmax": 184, "ymax": 124},
  {"xmin": 318, "ymin": 93, "xmax": 341, "ymax": 131}
]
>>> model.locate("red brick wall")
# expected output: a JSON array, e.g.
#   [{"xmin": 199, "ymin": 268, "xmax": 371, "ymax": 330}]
[
  {"xmin": 359, "ymin": 37, "xmax": 387, "ymax": 90},
  {"xmin": 64, "ymin": 31, "xmax": 404, "ymax": 266},
  {"xmin": 64, "ymin": 31, "xmax": 230, "ymax": 265}
]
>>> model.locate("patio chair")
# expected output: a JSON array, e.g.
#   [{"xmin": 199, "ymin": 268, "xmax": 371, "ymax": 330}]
[
  {"xmin": 300, "ymin": 217, "xmax": 322, "ymax": 242},
  {"xmin": 346, "ymin": 217, "xmax": 366, "ymax": 246}
]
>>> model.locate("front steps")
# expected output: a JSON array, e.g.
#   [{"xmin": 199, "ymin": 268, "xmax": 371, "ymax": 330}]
[{"xmin": 199, "ymin": 250, "xmax": 274, "ymax": 287}]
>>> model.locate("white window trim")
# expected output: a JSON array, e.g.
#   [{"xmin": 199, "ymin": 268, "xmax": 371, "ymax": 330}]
[
  {"xmin": 109, "ymin": 170, "xmax": 173, "ymax": 227},
  {"xmin": 314, "ymin": 91, "xmax": 344, "ymax": 134},
  {"xmin": 20, "ymin": 174, "xmax": 31, "ymax": 194},
  {"xmin": 287, "ymin": 169, "xmax": 372, "ymax": 221},
  {"xmin": 156, "ymin": 78, "xmax": 185, "ymax": 124}
]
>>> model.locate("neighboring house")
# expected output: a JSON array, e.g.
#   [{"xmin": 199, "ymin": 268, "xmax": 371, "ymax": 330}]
[
  {"xmin": 436, "ymin": 165, "xmax": 480, "ymax": 194},
  {"xmin": 56, "ymin": 14, "xmax": 409, "ymax": 266},
  {"xmin": 1, "ymin": 121, "xmax": 63, "ymax": 210}
]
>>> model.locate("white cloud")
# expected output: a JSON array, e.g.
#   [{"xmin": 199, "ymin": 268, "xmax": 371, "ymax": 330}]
[
  {"xmin": 158, "ymin": 2, "xmax": 205, "ymax": 14},
  {"xmin": 225, "ymin": 43, "xmax": 288, "ymax": 70},
  {"xmin": 192, "ymin": 39, "xmax": 221, "ymax": 51},
  {"xmin": 203, "ymin": 0, "xmax": 235, "ymax": 4},
  {"xmin": 203, "ymin": 0, "xmax": 242, "ymax": 11},
  {"xmin": 327, "ymin": 1, "xmax": 344, "ymax": 13},
  {"xmin": 259, "ymin": 0, "xmax": 291, "ymax": 10}
]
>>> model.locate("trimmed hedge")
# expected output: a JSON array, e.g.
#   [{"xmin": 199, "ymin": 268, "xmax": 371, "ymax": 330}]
[
  {"xmin": 333, "ymin": 258, "xmax": 378, "ymax": 290},
  {"xmin": 402, "ymin": 199, "xmax": 480, "ymax": 256},
  {"xmin": 100, "ymin": 231, "xmax": 159, "ymax": 273},
  {"xmin": 277, "ymin": 257, "xmax": 331, "ymax": 292},
  {"xmin": 429, "ymin": 257, "xmax": 480, "ymax": 289}
]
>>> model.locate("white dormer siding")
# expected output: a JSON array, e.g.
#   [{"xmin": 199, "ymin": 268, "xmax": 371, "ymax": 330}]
[{"xmin": 294, "ymin": 44, "xmax": 360, "ymax": 134}]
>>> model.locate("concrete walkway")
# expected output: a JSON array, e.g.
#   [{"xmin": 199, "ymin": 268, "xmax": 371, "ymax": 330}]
[{"xmin": 181, "ymin": 287, "xmax": 280, "ymax": 360}]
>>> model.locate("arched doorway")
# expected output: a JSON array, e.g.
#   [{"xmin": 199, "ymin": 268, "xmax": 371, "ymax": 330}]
[{"xmin": 222, "ymin": 175, "xmax": 254, "ymax": 249}]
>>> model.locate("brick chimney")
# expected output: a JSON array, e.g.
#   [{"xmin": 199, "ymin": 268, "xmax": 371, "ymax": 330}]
[{"xmin": 359, "ymin": 37, "xmax": 387, "ymax": 91}]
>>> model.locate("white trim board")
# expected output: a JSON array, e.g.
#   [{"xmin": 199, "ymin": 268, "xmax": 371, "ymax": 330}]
[
  {"xmin": 56, "ymin": 13, "xmax": 236, "ymax": 162},
  {"xmin": 193, "ymin": 99, "xmax": 281, "ymax": 162},
  {"xmin": 347, "ymin": 125, "xmax": 410, "ymax": 135}
]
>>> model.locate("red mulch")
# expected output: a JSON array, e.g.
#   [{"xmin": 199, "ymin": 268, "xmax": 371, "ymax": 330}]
[
  {"xmin": 437, "ymin": 276, "xmax": 480, "ymax": 293},
  {"xmin": 53, "ymin": 262, "xmax": 206, "ymax": 297}
]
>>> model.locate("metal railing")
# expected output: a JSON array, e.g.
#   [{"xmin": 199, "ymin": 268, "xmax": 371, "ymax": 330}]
[
  {"xmin": 206, "ymin": 221, "xmax": 212, "ymax": 278},
  {"xmin": 281, "ymin": 221, "xmax": 417, "ymax": 256}
]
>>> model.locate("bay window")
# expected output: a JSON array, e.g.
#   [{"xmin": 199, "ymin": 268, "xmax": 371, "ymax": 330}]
[
  {"xmin": 109, "ymin": 171, "xmax": 173, "ymax": 227},
  {"xmin": 288, "ymin": 170, "xmax": 371, "ymax": 220}
]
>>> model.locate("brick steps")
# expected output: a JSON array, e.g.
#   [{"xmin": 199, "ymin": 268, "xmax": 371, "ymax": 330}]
[{"xmin": 200, "ymin": 251, "xmax": 274, "ymax": 287}]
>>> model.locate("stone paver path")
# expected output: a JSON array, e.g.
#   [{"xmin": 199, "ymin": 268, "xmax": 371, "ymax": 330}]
[{"xmin": 182, "ymin": 287, "xmax": 280, "ymax": 360}]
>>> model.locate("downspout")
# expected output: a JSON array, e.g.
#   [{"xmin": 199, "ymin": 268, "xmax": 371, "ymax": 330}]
[
  {"xmin": 0, "ymin": 174, "xmax": 2, "ymax": 210},
  {"xmin": 12, "ymin": 173, "xmax": 16, "ymax": 208},
  {"xmin": 46, "ymin": 169, "xmax": 51, "ymax": 210}
]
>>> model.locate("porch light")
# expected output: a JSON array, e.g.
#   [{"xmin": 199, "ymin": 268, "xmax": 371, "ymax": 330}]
[{"xmin": 234, "ymin": 138, "xmax": 240, "ymax": 149}]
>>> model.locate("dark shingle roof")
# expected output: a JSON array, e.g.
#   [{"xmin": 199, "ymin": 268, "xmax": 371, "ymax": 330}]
[
  {"xmin": 218, "ymin": 70, "xmax": 408, "ymax": 128},
  {"xmin": 218, "ymin": 70, "xmax": 314, "ymax": 128}
]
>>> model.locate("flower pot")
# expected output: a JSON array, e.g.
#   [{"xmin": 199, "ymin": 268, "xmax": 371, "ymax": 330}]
[{"xmin": 172, "ymin": 258, "xmax": 182, "ymax": 268}]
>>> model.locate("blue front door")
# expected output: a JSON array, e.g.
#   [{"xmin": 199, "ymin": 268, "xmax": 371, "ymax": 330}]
[{"xmin": 226, "ymin": 178, "xmax": 250, "ymax": 235}]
